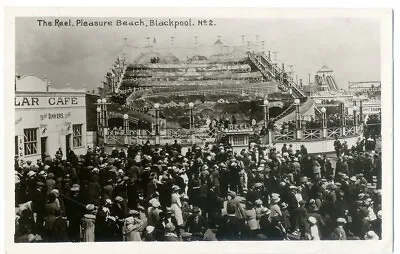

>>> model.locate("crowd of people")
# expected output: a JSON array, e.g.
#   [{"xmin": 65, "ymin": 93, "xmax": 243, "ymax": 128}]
[
  {"xmin": 14, "ymin": 136, "xmax": 382, "ymax": 243},
  {"xmin": 276, "ymin": 115, "xmax": 358, "ymax": 134}
]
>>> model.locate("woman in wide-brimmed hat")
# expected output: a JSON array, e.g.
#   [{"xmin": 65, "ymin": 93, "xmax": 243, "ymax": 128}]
[
  {"xmin": 143, "ymin": 225, "xmax": 156, "ymax": 241},
  {"xmin": 164, "ymin": 223, "xmax": 179, "ymax": 241},
  {"xmin": 122, "ymin": 210, "xmax": 143, "ymax": 241},
  {"xmin": 330, "ymin": 218, "xmax": 347, "ymax": 240},
  {"xmin": 243, "ymin": 200, "xmax": 258, "ymax": 240},
  {"xmin": 226, "ymin": 191, "xmax": 246, "ymax": 219},
  {"xmin": 268, "ymin": 193, "xmax": 282, "ymax": 220},
  {"xmin": 80, "ymin": 204, "xmax": 97, "ymax": 242}
]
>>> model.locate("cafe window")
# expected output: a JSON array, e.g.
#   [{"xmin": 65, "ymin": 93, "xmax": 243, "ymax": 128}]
[
  {"xmin": 24, "ymin": 128, "xmax": 38, "ymax": 155},
  {"xmin": 73, "ymin": 124, "xmax": 82, "ymax": 147}
]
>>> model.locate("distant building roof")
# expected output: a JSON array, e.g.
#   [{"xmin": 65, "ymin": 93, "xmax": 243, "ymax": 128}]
[
  {"xmin": 214, "ymin": 39, "xmax": 223, "ymax": 45},
  {"xmin": 317, "ymin": 65, "xmax": 333, "ymax": 73},
  {"xmin": 15, "ymin": 75, "xmax": 86, "ymax": 93}
]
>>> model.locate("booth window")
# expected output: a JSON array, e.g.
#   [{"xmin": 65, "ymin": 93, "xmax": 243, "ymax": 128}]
[
  {"xmin": 24, "ymin": 128, "xmax": 38, "ymax": 155},
  {"xmin": 73, "ymin": 124, "xmax": 82, "ymax": 147},
  {"xmin": 232, "ymin": 135, "xmax": 246, "ymax": 146},
  {"xmin": 15, "ymin": 136, "xmax": 18, "ymax": 156}
]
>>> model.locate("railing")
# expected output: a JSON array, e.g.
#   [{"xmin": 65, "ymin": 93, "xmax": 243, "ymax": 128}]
[
  {"xmin": 303, "ymin": 129, "xmax": 322, "ymax": 140},
  {"xmin": 107, "ymin": 128, "xmax": 153, "ymax": 137},
  {"xmin": 274, "ymin": 130, "xmax": 295, "ymax": 141},
  {"xmin": 194, "ymin": 128, "xmax": 218, "ymax": 140},
  {"xmin": 271, "ymin": 104, "xmax": 295, "ymax": 121},
  {"xmin": 343, "ymin": 126, "xmax": 356, "ymax": 136},
  {"xmin": 104, "ymin": 127, "xmax": 219, "ymax": 146},
  {"xmin": 162, "ymin": 128, "xmax": 190, "ymax": 139},
  {"xmin": 141, "ymin": 86, "xmax": 276, "ymax": 98},
  {"xmin": 327, "ymin": 127, "xmax": 341, "ymax": 138},
  {"xmin": 248, "ymin": 52, "xmax": 307, "ymax": 99}
]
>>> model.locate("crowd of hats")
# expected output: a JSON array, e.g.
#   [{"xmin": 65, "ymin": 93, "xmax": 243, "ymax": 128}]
[{"xmin": 14, "ymin": 138, "xmax": 382, "ymax": 242}]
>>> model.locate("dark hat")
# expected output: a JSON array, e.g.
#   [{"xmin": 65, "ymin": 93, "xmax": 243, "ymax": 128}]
[
  {"xmin": 165, "ymin": 223, "xmax": 176, "ymax": 232},
  {"xmin": 192, "ymin": 207, "xmax": 201, "ymax": 214},
  {"xmin": 360, "ymin": 208, "xmax": 370, "ymax": 217},
  {"xmin": 309, "ymin": 204, "xmax": 319, "ymax": 212}
]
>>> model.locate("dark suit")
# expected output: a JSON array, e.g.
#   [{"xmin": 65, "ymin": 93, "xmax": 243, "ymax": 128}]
[{"xmin": 216, "ymin": 215, "xmax": 245, "ymax": 241}]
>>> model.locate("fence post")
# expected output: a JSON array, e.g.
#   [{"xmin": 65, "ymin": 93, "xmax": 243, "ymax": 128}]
[
  {"xmin": 268, "ymin": 131, "xmax": 273, "ymax": 145},
  {"xmin": 294, "ymin": 99, "xmax": 302, "ymax": 140},
  {"xmin": 321, "ymin": 107, "xmax": 327, "ymax": 138},
  {"xmin": 339, "ymin": 102, "xmax": 346, "ymax": 136}
]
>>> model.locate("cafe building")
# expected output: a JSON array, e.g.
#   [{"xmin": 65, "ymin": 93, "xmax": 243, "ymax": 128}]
[{"xmin": 15, "ymin": 75, "xmax": 88, "ymax": 162}]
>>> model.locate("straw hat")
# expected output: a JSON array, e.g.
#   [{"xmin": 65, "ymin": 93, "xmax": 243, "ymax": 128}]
[
  {"xmin": 146, "ymin": 225, "xmax": 155, "ymax": 234},
  {"xmin": 255, "ymin": 199, "xmax": 263, "ymax": 206},
  {"xmin": 86, "ymin": 204, "xmax": 95, "ymax": 212},
  {"xmin": 364, "ymin": 231, "xmax": 379, "ymax": 240},
  {"xmin": 115, "ymin": 196, "xmax": 124, "ymax": 202},
  {"xmin": 377, "ymin": 210, "xmax": 382, "ymax": 220},
  {"xmin": 165, "ymin": 223, "xmax": 176, "ymax": 232},
  {"xmin": 280, "ymin": 202, "xmax": 288, "ymax": 209},
  {"xmin": 27, "ymin": 171, "xmax": 36, "ymax": 177},
  {"xmin": 261, "ymin": 207, "xmax": 271, "ymax": 215},
  {"xmin": 300, "ymin": 176, "xmax": 308, "ymax": 183},
  {"xmin": 254, "ymin": 182, "xmax": 263, "ymax": 188},
  {"xmin": 128, "ymin": 210, "xmax": 139, "ymax": 216},
  {"xmin": 165, "ymin": 207, "xmax": 174, "ymax": 214},
  {"xmin": 271, "ymin": 193, "xmax": 280, "ymax": 203},
  {"xmin": 308, "ymin": 216, "xmax": 317, "ymax": 224}
]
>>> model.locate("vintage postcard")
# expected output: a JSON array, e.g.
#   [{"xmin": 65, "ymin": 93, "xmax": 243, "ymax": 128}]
[{"xmin": 4, "ymin": 7, "xmax": 393, "ymax": 254}]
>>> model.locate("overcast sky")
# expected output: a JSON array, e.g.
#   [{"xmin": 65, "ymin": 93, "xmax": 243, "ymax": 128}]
[{"xmin": 15, "ymin": 17, "xmax": 381, "ymax": 91}]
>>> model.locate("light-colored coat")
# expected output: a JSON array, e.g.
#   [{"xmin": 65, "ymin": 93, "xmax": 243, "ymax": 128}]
[
  {"xmin": 227, "ymin": 198, "xmax": 246, "ymax": 219},
  {"xmin": 122, "ymin": 217, "xmax": 143, "ymax": 241},
  {"xmin": 80, "ymin": 214, "xmax": 96, "ymax": 242}
]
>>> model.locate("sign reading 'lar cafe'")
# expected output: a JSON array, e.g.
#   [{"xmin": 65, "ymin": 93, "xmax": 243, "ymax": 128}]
[{"xmin": 15, "ymin": 96, "xmax": 84, "ymax": 108}]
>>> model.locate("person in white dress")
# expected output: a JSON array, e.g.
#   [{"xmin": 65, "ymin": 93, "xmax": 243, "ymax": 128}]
[
  {"xmin": 171, "ymin": 185, "xmax": 184, "ymax": 226},
  {"xmin": 308, "ymin": 216, "xmax": 320, "ymax": 240}
]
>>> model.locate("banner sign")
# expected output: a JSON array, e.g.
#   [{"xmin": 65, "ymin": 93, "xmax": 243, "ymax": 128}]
[
  {"xmin": 269, "ymin": 101, "xmax": 284, "ymax": 108},
  {"xmin": 15, "ymin": 96, "xmax": 85, "ymax": 109}
]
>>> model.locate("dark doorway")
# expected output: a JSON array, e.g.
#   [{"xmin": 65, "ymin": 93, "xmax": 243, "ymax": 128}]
[
  {"xmin": 41, "ymin": 137, "xmax": 47, "ymax": 161},
  {"xmin": 66, "ymin": 134, "xmax": 71, "ymax": 152},
  {"xmin": 15, "ymin": 136, "xmax": 18, "ymax": 156}
]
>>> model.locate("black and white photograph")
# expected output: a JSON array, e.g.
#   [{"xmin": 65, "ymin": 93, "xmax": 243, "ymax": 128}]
[{"xmin": 4, "ymin": 7, "xmax": 393, "ymax": 251}]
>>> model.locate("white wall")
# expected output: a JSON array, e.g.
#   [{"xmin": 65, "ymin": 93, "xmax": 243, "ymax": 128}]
[
  {"xmin": 15, "ymin": 93, "xmax": 87, "ymax": 162},
  {"xmin": 86, "ymin": 131, "xmax": 97, "ymax": 149}
]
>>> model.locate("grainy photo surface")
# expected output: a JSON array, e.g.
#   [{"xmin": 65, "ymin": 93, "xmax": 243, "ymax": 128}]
[{"xmin": 10, "ymin": 11, "xmax": 390, "ymax": 245}]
